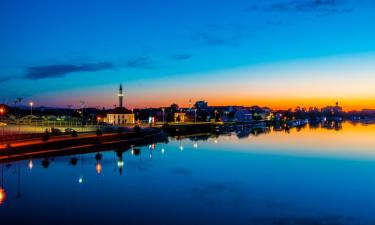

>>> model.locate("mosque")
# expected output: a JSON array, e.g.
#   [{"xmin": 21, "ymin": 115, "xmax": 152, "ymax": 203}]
[{"xmin": 106, "ymin": 84, "xmax": 135, "ymax": 125}]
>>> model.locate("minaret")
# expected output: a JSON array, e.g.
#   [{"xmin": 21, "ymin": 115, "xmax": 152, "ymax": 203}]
[{"xmin": 118, "ymin": 84, "xmax": 124, "ymax": 108}]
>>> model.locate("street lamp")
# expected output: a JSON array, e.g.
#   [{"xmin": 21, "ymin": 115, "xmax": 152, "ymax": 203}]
[
  {"xmin": 162, "ymin": 108, "xmax": 165, "ymax": 123},
  {"xmin": 0, "ymin": 108, "xmax": 4, "ymax": 136},
  {"xmin": 29, "ymin": 102, "xmax": 33, "ymax": 116},
  {"xmin": 0, "ymin": 108, "xmax": 4, "ymax": 121},
  {"xmin": 29, "ymin": 102, "xmax": 34, "ymax": 125}
]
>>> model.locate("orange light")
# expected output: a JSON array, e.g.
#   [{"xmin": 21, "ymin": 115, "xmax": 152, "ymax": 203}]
[
  {"xmin": 0, "ymin": 188, "xmax": 6, "ymax": 205},
  {"xmin": 0, "ymin": 108, "xmax": 4, "ymax": 114},
  {"xmin": 96, "ymin": 162, "xmax": 102, "ymax": 174}
]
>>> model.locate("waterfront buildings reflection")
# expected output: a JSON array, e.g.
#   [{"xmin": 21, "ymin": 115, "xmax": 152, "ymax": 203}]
[{"xmin": 0, "ymin": 121, "xmax": 374, "ymax": 209}]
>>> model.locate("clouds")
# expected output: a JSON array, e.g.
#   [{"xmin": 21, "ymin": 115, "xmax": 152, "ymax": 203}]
[
  {"xmin": 0, "ymin": 54, "xmax": 193, "ymax": 84},
  {"xmin": 250, "ymin": 0, "xmax": 352, "ymax": 14},
  {"xmin": 123, "ymin": 54, "xmax": 193, "ymax": 68},
  {"xmin": 271, "ymin": 0, "xmax": 339, "ymax": 12},
  {"xmin": 189, "ymin": 23, "xmax": 248, "ymax": 47},
  {"xmin": 124, "ymin": 57, "xmax": 155, "ymax": 69},
  {"xmin": 24, "ymin": 62, "xmax": 114, "ymax": 80}
]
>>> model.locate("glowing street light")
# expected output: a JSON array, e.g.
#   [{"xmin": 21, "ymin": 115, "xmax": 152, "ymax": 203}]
[{"xmin": 29, "ymin": 101, "xmax": 34, "ymax": 117}]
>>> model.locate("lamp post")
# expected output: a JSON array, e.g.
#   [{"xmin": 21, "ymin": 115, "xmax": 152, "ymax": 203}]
[
  {"xmin": 29, "ymin": 102, "xmax": 33, "ymax": 125},
  {"xmin": 67, "ymin": 104, "xmax": 72, "ymax": 127},
  {"xmin": 162, "ymin": 108, "xmax": 165, "ymax": 123},
  {"xmin": 29, "ymin": 102, "xmax": 33, "ymax": 116},
  {"xmin": 0, "ymin": 108, "xmax": 4, "ymax": 136}
]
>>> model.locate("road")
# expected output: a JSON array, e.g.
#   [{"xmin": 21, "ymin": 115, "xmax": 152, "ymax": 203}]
[{"xmin": 0, "ymin": 132, "xmax": 121, "ymax": 150}]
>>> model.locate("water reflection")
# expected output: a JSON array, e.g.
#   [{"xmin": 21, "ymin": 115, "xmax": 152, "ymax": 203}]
[
  {"xmin": 95, "ymin": 153, "xmax": 103, "ymax": 175},
  {"xmin": 28, "ymin": 160, "xmax": 33, "ymax": 171},
  {"xmin": 70, "ymin": 157, "xmax": 78, "ymax": 166},
  {"xmin": 0, "ymin": 122, "xmax": 375, "ymax": 225},
  {"xmin": 42, "ymin": 158, "xmax": 50, "ymax": 168},
  {"xmin": 0, "ymin": 187, "xmax": 5, "ymax": 205},
  {"xmin": 16, "ymin": 162, "xmax": 21, "ymax": 198},
  {"xmin": 0, "ymin": 164, "xmax": 5, "ymax": 205},
  {"xmin": 116, "ymin": 149, "xmax": 124, "ymax": 175}
]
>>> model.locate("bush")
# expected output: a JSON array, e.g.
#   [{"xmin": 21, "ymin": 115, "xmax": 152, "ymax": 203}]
[
  {"xmin": 133, "ymin": 125, "xmax": 141, "ymax": 133},
  {"xmin": 96, "ymin": 129, "xmax": 103, "ymax": 136},
  {"xmin": 42, "ymin": 130, "xmax": 50, "ymax": 142},
  {"xmin": 42, "ymin": 133, "xmax": 50, "ymax": 142},
  {"xmin": 71, "ymin": 130, "xmax": 78, "ymax": 137}
]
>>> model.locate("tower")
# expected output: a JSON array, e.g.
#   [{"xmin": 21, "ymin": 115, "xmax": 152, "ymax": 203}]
[{"xmin": 118, "ymin": 84, "xmax": 124, "ymax": 108}]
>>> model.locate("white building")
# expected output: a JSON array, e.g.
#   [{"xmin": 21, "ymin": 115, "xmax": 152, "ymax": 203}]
[{"xmin": 106, "ymin": 84, "xmax": 135, "ymax": 125}]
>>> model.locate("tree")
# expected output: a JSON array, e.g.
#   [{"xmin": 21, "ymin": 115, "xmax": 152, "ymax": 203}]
[
  {"xmin": 96, "ymin": 129, "xmax": 103, "ymax": 136},
  {"xmin": 42, "ymin": 129, "xmax": 50, "ymax": 142},
  {"xmin": 71, "ymin": 130, "xmax": 78, "ymax": 137}
]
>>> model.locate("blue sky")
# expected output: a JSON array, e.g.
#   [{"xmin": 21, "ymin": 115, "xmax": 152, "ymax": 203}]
[{"xmin": 1, "ymin": 0, "xmax": 375, "ymax": 109}]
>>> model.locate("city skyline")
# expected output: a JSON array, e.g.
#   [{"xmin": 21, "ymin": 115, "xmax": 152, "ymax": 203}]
[{"xmin": 1, "ymin": 0, "xmax": 375, "ymax": 110}]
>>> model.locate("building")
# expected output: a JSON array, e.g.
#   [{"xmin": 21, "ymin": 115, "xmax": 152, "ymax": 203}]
[
  {"xmin": 174, "ymin": 112, "xmax": 187, "ymax": 123},
  {"xmin": 106, "ymin": 84, "xmax": 135, "ymax": 125},
  {"xmin": 234, "ymin": 109, "xmax": 252, "ymax": 122},
  {"xmin": 195, "ymin": 100, "xmax": 208, "ymax": 110}
]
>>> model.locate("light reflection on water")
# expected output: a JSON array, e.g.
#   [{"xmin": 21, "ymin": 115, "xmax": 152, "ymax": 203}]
[{"xmin": 0, "ymin": 122, "xmax": 375, "ymax": 225}]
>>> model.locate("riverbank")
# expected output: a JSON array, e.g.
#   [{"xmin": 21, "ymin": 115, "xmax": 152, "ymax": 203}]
[{"xmin": 0, "ymin": 128, "xmax": 167, "ymax": 163}]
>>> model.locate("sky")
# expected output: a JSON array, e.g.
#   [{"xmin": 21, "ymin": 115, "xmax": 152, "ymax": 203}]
[{"xmin": 0, "ymin": 0, "xmax": 375, "ymax": 110}]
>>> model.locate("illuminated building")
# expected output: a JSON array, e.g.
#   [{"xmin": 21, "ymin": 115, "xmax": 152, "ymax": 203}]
[
  {"xmin": 106, "ymin": 84, "xmax": 135, "ymax": 125},
  {"xmin": 174, "ymin": 112, "xmax": 187, "ymax": 123}
]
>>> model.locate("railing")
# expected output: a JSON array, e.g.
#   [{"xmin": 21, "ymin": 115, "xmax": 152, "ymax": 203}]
[{"xmin": 0, "ymin": 121, "xmax": 104, "ymax": 136}]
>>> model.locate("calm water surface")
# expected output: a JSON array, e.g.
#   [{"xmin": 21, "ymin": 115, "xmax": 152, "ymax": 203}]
[{"xmin": 1, "ymin": 122, "xmax": 375, "ymax": 225}]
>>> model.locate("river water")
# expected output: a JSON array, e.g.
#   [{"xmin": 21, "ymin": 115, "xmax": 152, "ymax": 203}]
[{"xmin": 1, "ymin": 122, "xmax": 375, "ymax": 225}]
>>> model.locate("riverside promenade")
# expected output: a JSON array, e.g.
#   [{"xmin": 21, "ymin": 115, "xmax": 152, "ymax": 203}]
[{"xmin": 0, "ymin": 128, "xmax": 166, "ymax": 163}]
